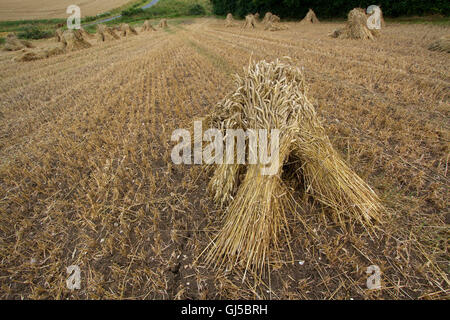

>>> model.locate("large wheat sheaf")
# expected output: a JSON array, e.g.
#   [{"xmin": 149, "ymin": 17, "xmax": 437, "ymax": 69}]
[{"xmin": 203, "ymin": 59, "xmax": 383, "ymax": 276}]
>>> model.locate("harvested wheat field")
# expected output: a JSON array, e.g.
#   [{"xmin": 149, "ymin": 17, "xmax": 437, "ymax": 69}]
[
  {"xmin": 0, "ymin": 0, "xmax": 131, "ymax": 20},
  {"xmin": 0, "ymin": 18, "xmax": 449, "ymax": 300}
]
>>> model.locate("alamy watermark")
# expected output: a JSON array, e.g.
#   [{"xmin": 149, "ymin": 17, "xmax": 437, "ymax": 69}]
[
  {"xmin": 66, "ymin": 265, "xmax": 81, "ymax": 290},
  {"xmin": 366, "ymin": 265, "xmax": 381, "ymax": 290},
  {"xmin": 366, "ymin": 5, "xmax": 382, "ymax": 30},
  {"xmin": 171, "ymin": 121, "xmax": 280, "ymax": 176},
  {"xmin": 67, "ymin": 5, "xmax": 81, "ymax": 30}
]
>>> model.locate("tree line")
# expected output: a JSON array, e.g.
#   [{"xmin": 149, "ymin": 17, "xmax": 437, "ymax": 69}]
[{"xmin": 211, "ymin": 0, "xmax": 450, "ymax": 19}]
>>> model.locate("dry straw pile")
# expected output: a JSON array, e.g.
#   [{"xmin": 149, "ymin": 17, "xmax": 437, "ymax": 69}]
[
  {"xmin": 13, "ymin": 28, "xmax": 81, "ymax": 61},
  {"xmin": 264, "ymin": 21, "xmax": 288, "ymax": 31},
  {"xmin": 429, "ymin": 35, "xmax": 450, "ymax": 53},
  {"xmin": 159, "ymin": 19, "xmax": 168, "ymax": 28},
  {"xmin": 262, "ymin": 12, "xmax": 280, "ymax": 25},
  {"xmin": 243, "ymin": 14, "xmax": 257, "ymax": 29},
  {"xmin": 14, "ymin": 50, "xmax": 43, "ymax": 62},
  {"xmin": 120, "ymin": 23, "xmax": 138, "ymax": 36},
  {"xmin": 262, "ymin": 12, "xmax": 286, "ymax": 31},
  {"xmin": 55, "ymin": 28, "xmax": 64, "ymax": 42},
  {"xmin": 96, "ymin": 24, "xmax": 120, "ymax": 42},
  {"xmin": 300, "ymin": 9, "xmax": 320, "ymax": 24},
  {"xmin": 59, "ymin": 29, "xmax": 92, "ymax": 51},
  {"xmin": 56, "ymin": 29, "xmax": 92, "ymax": 51},
  {"xmin": 225, "ymin": 13, "xmax": 236, "ymax": 27},
  {"xmin": 14, "ymin": 46, "xmax": 64, "ymax": 62},
  {"xmin": 3, "ymin": 34, "xmax": 34, "ymax": 51},
  {"xmin": 203, "ymin": 59, "xmax": 383, "ymax": 275},
  {"xmin": 57, "ymin": 28, "xmax": 93, "ymax": 42},
  {"xmin": 331, "ymin": 8, "xmax": 379, "ymax": 40},
  {"xmin": 142, "ymin": 20, "xmax": 157, "ymax": 31}
]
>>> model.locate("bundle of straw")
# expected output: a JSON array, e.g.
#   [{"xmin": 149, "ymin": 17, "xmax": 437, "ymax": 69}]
[
  {"xmin": 243, "ymin": 14, "xmax": 257, "ymax": 29},
  {"xmin": 331, "ymin": 8, "xmax": 378, "ymax": 40},
  {"xmin": 55, "ymin": 28, "xmax": 64, "ymax": 42},
  {"xmin": 59, "ymin": 29, "xmax": 92, "ymax": 52},
  {"xmin": 300, "ymin": 9, "xmax": 320, "ymax": 24},
  {"xmin": 262, "ymin": 12, "xmax": 280, "ymax": 25},
  {"xmin": 261, "ymin": 12, "xmax": 283, "ymax": 31},
  {"xmin": 264, "ymin": 21, "xmax": 288, "ymax": 31},
  {"xmin": 204, "ymin": 59, "xmax": 383, "ymax": 276},
  {"xmin": 159, "ymin": 19, "xmax": 168, "ymax": 28},
  {"xmin": 225, "ymin": 13, "xmax": 236, "ymax": 27},
  {"xmin": 429, "ymin": 35, "xmax": 450, "ymax": 53},
  {"xmin": 4, "ymin": 33, "xmax": 34, "ymax": 51},
  {"xmin": 120, "ymin": 23, "xmax": 138, "ymax": 36},
  {"xmin": 96, "ymin": 24, "xmax": 120, "ymax": 42},
  {"xmin": 14, "ymin": 45, "xmax": 65, "ymax": 62},
  {"xmin": 142, "ymin": 20, "xmax": 157, "ymax": 31}
]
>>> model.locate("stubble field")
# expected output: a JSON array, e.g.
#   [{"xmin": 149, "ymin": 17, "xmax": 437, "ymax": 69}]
[
  {"xmin": 0, "ymin": 0, "xmax": 132, "ymax": 20},
  {"xmin": 0, "ymin": 18, "xmax": 448, "ymax": 299}
]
